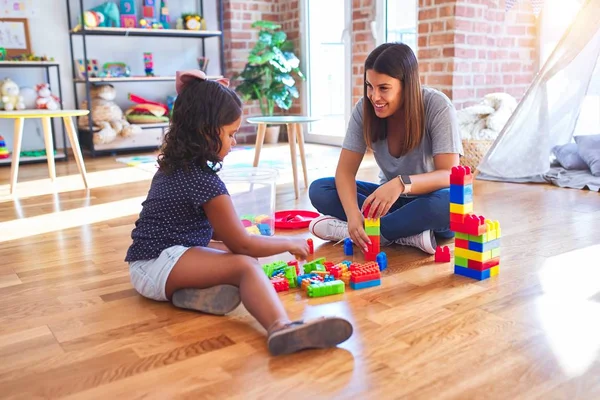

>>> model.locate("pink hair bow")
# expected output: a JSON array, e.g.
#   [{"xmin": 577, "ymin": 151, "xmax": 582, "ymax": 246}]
[{"xmin": 175, "ymin": 70, "xmax": 230, "ymax": 94}]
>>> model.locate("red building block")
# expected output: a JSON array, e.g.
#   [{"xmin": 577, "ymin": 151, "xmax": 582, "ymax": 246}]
[
  {"xmin": 468, "ymin": 257, "xmax": 500, "ymax": 271},
  {"xmin": 450, "ymin": 212, "xmax": 467, "ymax": 223},
  {"xmin": 271, "ymin": 277, "xmax": 289, "ymax": 292},
  {"xmin": 307, "ymin": 238, "xmax": 314, "ymax": 254},
  {"xmin": 350, "ymin": 265, "xmax": 381, "ymax": 283},
  {"xmin": 450, "ymin": 165, "xmax": 473, "ymax": 185},
  {"xmin": 434, "ymin": 245, "xmax": 451, "ymax": 262},
  {"xmin": 454, "ymin": 238, "xmax": 469, "ymax": 249},
  {"xmin": 451, "ymin": 214, "xmax": 488, "ymax": 236}
]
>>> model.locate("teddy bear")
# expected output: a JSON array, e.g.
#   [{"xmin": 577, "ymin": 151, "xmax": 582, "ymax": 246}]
[
  {"xmin": 78, "ymin": 83, "xmax": 141, "ymax": 144},
  {"xmin": 35, "ymin": 83, "xmax": 60, "ymax": 110},
  {"xmin": 0, "ymin": 78, "xmax": 25, "ymax": 111}
]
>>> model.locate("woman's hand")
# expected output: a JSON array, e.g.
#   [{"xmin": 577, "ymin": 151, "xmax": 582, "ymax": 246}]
[
  {"xmin": 361, "ymin": 178, "xmax": 403, "ymax": 220},
  {"xmin": 288, "ymin": 238, "xmax": 310, "ymax": 260},
  {"xmin": 347, "ymin": 210, "xmax": 371, "ymax": 253}
]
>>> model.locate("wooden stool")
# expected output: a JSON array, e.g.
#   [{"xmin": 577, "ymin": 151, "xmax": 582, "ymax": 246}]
[
  {"xmin": 0, "ymin": 109, "xmax": 90, "ymax": 194},
  {"xmin": 247, "ymin": 116, "xmax": 320, "ymax": 199}
]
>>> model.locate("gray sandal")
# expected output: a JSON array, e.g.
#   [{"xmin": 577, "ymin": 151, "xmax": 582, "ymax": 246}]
[
  {"xmin": 171, "ymin": 285, "xmax": 241, "ymax": 315},
  {"xmin": 267, "ymin": 317, "xmax": 353, "ymax": 356}
]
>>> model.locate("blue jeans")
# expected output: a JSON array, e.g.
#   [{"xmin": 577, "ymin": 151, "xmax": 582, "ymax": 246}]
[{"xmin": 309, "ymin": 177, "xmax": 454, "ymax": 241}]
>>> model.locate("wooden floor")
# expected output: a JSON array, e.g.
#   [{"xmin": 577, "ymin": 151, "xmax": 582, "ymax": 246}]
[{"xmin": 1, "ymin": 144, "xmax": 600, "ymax": 399}]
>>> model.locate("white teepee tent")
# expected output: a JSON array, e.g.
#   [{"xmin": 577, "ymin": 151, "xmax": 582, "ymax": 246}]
[{"xmin": 476, "ymin": 0, "xmax": 600, "ymax": 181}]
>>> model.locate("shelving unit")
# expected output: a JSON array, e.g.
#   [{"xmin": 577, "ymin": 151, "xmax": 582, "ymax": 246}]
[
  {"xmin": 65, "ymin": 0, "xmax": 225, "ymax": 157},
  {"xmin": 0, "ymin": 61, "xmax": 68, "ymax": 166}
]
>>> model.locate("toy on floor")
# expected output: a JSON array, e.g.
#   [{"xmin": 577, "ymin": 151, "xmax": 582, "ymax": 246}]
[
  {"xmin": 449, "ymin": 166, "xmax": 501, "ymax": 280},
  {"xmin": 274, "ymin": 210, "xmax": 319, "ymax": 229},
  {"xmin": 343, "ymin": 238, "xmax": 353, "ymax": 256},
  {"xmin": 376, "ymin": 252, "xmax": 387, "ymax": 271},
  {"xmin": 435, "ymin": 245, "xmax": 450, "ymax": 262},
  {"xmin": 0, "ymin": 136, "xmax": 10, "ymax": 159},
  {"xmin": 363, "ymin": 204, "xmax": 380, "ymax": 261},
  {"xmin": 349, "ymin": 262, "xmax": 381, "ymax": 290}
]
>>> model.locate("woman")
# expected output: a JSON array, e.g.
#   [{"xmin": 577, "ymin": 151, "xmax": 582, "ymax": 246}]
[{"xmin": 308, "ymin": 43, "xmax": 462, "ymax": 254}]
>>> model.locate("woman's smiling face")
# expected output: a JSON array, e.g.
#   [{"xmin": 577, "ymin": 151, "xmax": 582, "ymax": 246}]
[{"xmin": 365, "ymin": 69, "xmax": 403, "ymax": 118}]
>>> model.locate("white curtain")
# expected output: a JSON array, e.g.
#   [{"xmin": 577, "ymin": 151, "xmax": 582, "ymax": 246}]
[{"xmin": 477, "ymin": 0, "xmax": 600, "ymax": 179}]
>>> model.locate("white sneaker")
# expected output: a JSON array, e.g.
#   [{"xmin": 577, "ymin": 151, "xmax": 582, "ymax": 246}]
[
  {"xmin": 309, "ymin": 215, "xmax": 349, "ymax": 242},
  {"xmin": 395, "ymin": 230, "xmax": 437, "ymax": 254}
]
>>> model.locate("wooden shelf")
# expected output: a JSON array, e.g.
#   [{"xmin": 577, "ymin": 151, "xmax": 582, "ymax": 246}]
[
  {"xmin": 70, "ymin": 27, "xmax": 222, "ymax": 39},
  {"xmin": 0, "ymin": 61, "xmax": 59, "ymax": 67},
  {"xmin": 0, "ymin": 152, "xmax": 66, "ymax": 166},
  {"xmin": 74, "ymin": 75, "xmax": 223, "ymax": 83}
]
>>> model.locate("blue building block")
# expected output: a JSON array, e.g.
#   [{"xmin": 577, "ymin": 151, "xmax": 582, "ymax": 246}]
[
  {"xmin": 450, "ymin": 183, "xmax": 473, "ymax": 204},
  {"xmin": 257, "ymin": 223, "xmax": 271, "ymax": 235},
  {"xmin": 350, "ymin": 279, "xmax": 381, "ymax": 290},
  {"xmin": 376, "ymin": 252, "xmax": 387, "ymax": 271},
  {"xmin": 343, "ymin": 238, "xmax": 353, "ymax": 256},
  {"xmin": 297, "ymin": 273, "xmax": 320, "ymax": 286},
  {"xmin": 468, "ymin": 238, "xmax": 501, "ymax": 252},
  {"xmin": 454, "ymin": 265, "xmax": 490, "ymax": 281}
]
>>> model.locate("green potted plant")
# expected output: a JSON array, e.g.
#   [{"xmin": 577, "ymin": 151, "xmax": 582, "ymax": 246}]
[{"xmin": 234, "ymin": 20, "xmax": 305, "ymax": 143}]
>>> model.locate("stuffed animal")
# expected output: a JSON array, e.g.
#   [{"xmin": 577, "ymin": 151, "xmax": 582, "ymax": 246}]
[
  {"xmin": 35, "ymin": 83, "xmax": 60, "ymax": 110},
  {"xmin": 89, "ymin": 2, "xmax": 121, "ymax": 27},
  {"xmin": 0, "ymin": 78, "xmax": 25, "ymax": 111},
  {"xmin": 78, "ymin": 84, "xmax": 141, "ymax": 144}
]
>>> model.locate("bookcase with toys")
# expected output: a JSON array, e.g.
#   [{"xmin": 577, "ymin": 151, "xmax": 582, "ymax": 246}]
[{"xmin": 65, "ymin": 0, "xmax": 225, "ymax": 156}]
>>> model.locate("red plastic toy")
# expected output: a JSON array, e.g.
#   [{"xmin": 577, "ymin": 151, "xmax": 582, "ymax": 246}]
[
  {"xmin": 274, "ymin": 210, "xmax": 320, "ymax": 229},
  {"xmin": 435, "ymin": 245, "xmax": 451, "ymax": 262}
]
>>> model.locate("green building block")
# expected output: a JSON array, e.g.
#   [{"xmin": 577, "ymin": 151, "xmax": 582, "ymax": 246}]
[
  {"xmin": 455, "ymin": 232, "xmax": 469, "ymax": 240},
  {"xmin": 303, "ymin": 257, "xmax": 326, "ymax": 273},
  {"xmin": 469, "ymin": 232, "xmax": 488, "ymax": 243},
  {"xmin": 307, "ymin": 280, "xmax": 345, "ymax": 297},
  {"xmin": 262, "ymin": 260, "xmax": 287, "ymax": 277},
  {"xmin": 454, "ymin": 256, "xmax": 468, "ymax": 268},
  {"xmin": 284, "ymin": 265, "xmax": 297, "ymax": 288},
  {"xmin": 365, "ymin": 225, "xmax": 380, "ymax": 236}
]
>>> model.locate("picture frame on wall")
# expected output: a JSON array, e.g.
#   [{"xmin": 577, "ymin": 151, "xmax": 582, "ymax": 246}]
[{"xmin": 0, "ymin": 18, "xmax": 31, "ymax": 58}]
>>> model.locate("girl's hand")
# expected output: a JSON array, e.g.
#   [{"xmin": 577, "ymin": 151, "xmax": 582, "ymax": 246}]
[
  {"xmin": 289, "ymin": 238, "xmax": 310, "ymax": 260},
  {"xmin": 361, "ymin": 179, "xmax": 403, "ymax": 220},
  {"xmin": 347, "ymin": 210, "xmax": 370, "ymax": 253}
]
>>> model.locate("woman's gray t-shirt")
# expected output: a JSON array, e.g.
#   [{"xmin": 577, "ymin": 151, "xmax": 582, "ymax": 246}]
[{"xmin": 342, "ymin": 86, "xmax": 463, "ymax": 183}]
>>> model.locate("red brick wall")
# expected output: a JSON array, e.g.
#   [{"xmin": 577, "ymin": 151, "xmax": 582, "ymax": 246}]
[
  {"xmin": 418, "ymin": 0, "xmax": 537, "ymax": 109},
  {"xmin": 351, "ymin": 0, "xmax": 376, "ymax": 106}
]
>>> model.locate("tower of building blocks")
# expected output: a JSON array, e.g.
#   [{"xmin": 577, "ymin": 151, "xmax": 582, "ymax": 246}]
[
  {"xmin": 120, "ymin": 0, "xmax": 137, "ymax": 27},
  {"xmin": 363, "ymin": 204, "xmax": 380, "ymax": 262},
  {"xmin": 449, "ymin": 166, "xmax": 501, "ymax": 280}
]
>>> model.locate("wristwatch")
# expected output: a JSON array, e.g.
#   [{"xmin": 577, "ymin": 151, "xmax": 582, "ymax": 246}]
[{"xmin": 398, "ymin": 175, "xmax": 412, "ymax": 195}]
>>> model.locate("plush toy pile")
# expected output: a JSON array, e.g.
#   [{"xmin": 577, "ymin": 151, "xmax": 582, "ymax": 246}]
[{"xmin": 457, "ymin": 92, "xmax": 517, "ymax": 141}]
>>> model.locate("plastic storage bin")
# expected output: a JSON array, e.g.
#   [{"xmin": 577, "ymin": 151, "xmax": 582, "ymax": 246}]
[{"xmin": 218, "ymin": 167, "xmax": 278, "ymax": 236}]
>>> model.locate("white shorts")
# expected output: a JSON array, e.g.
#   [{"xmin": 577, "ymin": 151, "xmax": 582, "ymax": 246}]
[{"xmin": 129, "ymin": 245, "xmax": 190, "ymax": 301}]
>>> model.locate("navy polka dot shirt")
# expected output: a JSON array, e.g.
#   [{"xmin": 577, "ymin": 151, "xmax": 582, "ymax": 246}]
[{"xmin": 125, "ymin": 164, "xmax": 229, "ymax": 262}]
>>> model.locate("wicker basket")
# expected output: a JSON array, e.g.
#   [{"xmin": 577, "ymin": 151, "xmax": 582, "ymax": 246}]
[{"xmin": 461, "ymin": 139, "xmax": 494, "ymax": 172}]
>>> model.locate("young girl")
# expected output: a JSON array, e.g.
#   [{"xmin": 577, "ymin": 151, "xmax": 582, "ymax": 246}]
[
  {"xmin": 125, "ymin": 70, "xmax": 353, "ymax": 356},
  {"xmin": 309, "ymin": 43, "xmax": 462, "ymax": 255}
]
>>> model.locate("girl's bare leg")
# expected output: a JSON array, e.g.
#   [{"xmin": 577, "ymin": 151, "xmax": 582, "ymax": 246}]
[
  {"xmin": 165, "ymin": 246, "xmax": 289, "ymax": 331},
  {"xmin": 164, "ymin": 246, "xmax": 354, "ymax": 356}
]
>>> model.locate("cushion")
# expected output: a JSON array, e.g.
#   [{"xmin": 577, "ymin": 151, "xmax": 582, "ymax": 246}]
[
  {"xmin": 552, "ymin": 143, "xmax": 589, "ymax": 170},
  {"xmin": 575, "ymin": 134, "xmax": 600, "ymax": 176}
]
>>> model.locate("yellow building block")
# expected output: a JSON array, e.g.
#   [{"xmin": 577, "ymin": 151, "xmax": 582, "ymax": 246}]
[
  {"xmin": 454, "ymin": 247, "xmax": 492, "ymax": 262},
  {"xmin": 490, "ymin": 265, "xmax": 500, "ymax": 277},
  {"xmin": 450, "ymin": 202, "xmax": 473, "ymax": 214},
  {"xmin": 365, "ymin": 218, "xmax": 380, "ymax": 228}
]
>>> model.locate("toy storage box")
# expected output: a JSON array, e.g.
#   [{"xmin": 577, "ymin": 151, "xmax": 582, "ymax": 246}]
[{"xmin": 218, "ymin": 167, "xmax": 277, "ymax": 236}]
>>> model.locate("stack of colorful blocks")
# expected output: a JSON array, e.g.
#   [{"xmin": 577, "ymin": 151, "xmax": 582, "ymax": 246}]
[
  {"xmin": 363, "ymin": 208, "xmax": 380, "ymax": 262},
  {"xmin": 0, "ymin": 136, "xmax": 10, "ymax": 159},
  {"xmin": 449, "ymin": 166, "xmax": 501, "ymax": 280},
  {"xmin": 349, "ymin": 261, "xmax": 381, "ymax": 289}
]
